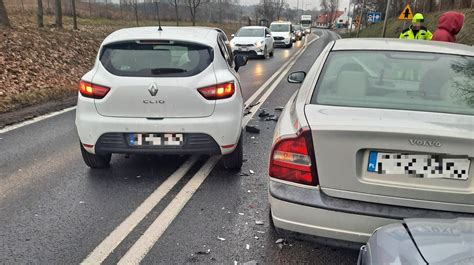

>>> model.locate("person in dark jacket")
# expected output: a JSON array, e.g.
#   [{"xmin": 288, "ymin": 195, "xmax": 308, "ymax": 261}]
[{"xmin": 432, "ymin": 11, "xmax": 465, "ymax": 43}]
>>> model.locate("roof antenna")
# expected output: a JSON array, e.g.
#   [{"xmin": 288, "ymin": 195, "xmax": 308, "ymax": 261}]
[{"xmin": 155, "ymin": 1, "xmax": 163, "ymax": 31}]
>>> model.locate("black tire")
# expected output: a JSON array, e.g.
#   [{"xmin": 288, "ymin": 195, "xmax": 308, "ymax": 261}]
[
  {"xmin": 268, "ymin": 208, "xmax": 280, "ymax": 235},
  {"xmin": 269, "ymin": 47, "xmax": 274, "ymax": 57},
  {"xmin": 223, "ymin": 134, "xmax": 243, "ymax": 170},
  {"xmin": 261, "ymin": 46, "xmax": 268, "ymax": 59},
  {"xmin": 80, "ymin": 144, "xmax": 111, "ymax": 169},
  {"xmin": 287, "ymin": 42, "xmax": 293, "ymax": 48}
]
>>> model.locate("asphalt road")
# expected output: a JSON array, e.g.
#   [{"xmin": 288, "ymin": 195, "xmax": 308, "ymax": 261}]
[{"xmin": 0, "ymin": 29, "xmax": 358, "ymax": 264}]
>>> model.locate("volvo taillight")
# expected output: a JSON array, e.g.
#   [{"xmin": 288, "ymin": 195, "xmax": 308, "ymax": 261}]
[
  {"xmin": 79, "ymin": 81, "xmax": 110, "ymax": 99},
  {"xmin": 269, "ymin": 128, "xmax": 318, "ymax": 186},
  {"xmin": 198, "ymin": 82, "xmax": 235, "ymax": 100}
]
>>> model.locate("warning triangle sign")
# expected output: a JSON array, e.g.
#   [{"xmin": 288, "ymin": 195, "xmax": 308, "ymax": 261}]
[{"xmin": 399, "ymin": 4, "xmax": 413, "ymax": 20}]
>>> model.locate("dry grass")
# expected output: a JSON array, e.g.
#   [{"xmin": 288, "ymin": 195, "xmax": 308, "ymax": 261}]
[{"xmin": 0, "ymin": 14, "xmax": 241, "ymax": 114}]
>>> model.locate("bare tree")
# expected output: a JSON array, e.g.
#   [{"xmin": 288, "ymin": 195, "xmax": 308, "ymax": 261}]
[
  {"xmin": 89, "ymin": 0, "xmax": 92, "ymax": 16},
  {"xmin": 257, "ymin": 0, "xmax": 276, "ymax": 21},
  {"xmin": 169, "ymin": 0, "xmax": 180, "ymax": 25},
  {"xmin": 186, "ymin": 0, "xmax": 202, "ymax": 26},
  {"xmin": 275, "ymin": 0, "xmax": 285, "ymax": 20},
  {"xmin": 0, "ymin": 0, "xmax": 10, "ymax": 27},
  {"xmin": 19, "ymin": 0, "xmax": 25, "ymax": 12},
  {"xmin": 55, "ymin": 0, "xmax": 62, "ymax": 28},
  {"xmin": 461, "ymin": 0, "xmax": 471, "ymax": 8},
  {"xmin": 119, "ymin": 0, "xmax": 123, "ymax": 18},
  {"xmin": 446, "ymin": 0, "xmax": 455, "ymax": 9},
  {"xmin": 132, "ymin": 0, "xmax": 139, "ymax": 26},
  {"xmin": 37, "ymin": 0, "xmax": 44, "ymax": 27},
  {"xmin": 71, "ymin": 0, "xmax": 77, "ymax": 29}
]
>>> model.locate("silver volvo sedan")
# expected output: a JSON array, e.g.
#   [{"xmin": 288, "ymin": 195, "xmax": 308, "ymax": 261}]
[{"xmin": 268, "ymin": 39, "xmax": 474, "ymax": 246}]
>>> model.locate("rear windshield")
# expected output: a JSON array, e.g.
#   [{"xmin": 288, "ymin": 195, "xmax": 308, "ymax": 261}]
[
  {"xmin": 236, "ymin": 28, "xmax": 264, "ymax": 37},
  {"xmin": 100, "ymin": 41, "xmax": 213, "ymax": 77},
  {"xmin": 311, "ymin": 51, "xmax": 474, "ymax": 116},
  {"xmin": 270, "ymin": 24, "xmax": 290, "ymax": 32}
]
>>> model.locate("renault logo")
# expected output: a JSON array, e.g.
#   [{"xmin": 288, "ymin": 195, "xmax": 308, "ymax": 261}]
[{"xmin": 148, "ymin": 83, "xmax": 159, "ymax": 96}]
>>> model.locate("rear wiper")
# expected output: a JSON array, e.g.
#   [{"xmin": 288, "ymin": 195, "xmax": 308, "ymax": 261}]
[{"xmin": 150, "ymin": 68, "xmax": 187, "ymax": 74}]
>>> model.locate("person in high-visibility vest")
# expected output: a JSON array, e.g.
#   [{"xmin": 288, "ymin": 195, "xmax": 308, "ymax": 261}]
[{"xmin": 399, "ymin": 13, "xmax": 433, "ymax": 40}]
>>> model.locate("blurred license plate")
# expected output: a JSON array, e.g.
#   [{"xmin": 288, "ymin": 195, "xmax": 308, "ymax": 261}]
[
  {"xmin": 367, "ymin": 151, "xmax": 470, "ymax": 180},
  {"xmin": 128, "ymin": 133, "xmax": 184, "ymax": 146}
]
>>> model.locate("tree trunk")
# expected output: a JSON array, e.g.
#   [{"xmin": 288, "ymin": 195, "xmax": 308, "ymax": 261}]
[
  {"xmin": 174, "ymin": 0, "xmax": 179, "ymax": 26},
  {"xmin": 119, "ymin": 0, "xmax": 123, "ymax": 19},
  {"xmin": 20, "ymin": 0, "xmax": 25, "ymax": 12},
  {"xmin": 37, "ymin": 0, "xmax": 44, "ymax": 27},
  {"xmin": 89, "ymin": 0, "xmax": 91, "ymax": 16},
  {"xmin": 55, "ymin": 0, "xmax": 62, "ymax": 28},
  {"xmin": 461, "ymin": 0, "xmax": 470, "ymax": 8},
  {"xmin": 0, "ymin": 0, "xmax": 10, "ymax": 27},
  {"xmin": 71, "ymin": 0, "xmax": 77, "ymax": 29},
  {"xmin": 134, "ymin": 2, "xmax": 139, "ymax": 26},
  {"xmin": 192, "ymin": 6, "xmax": 196, "ymax": 25},
  {"xmin": 446, "ymin": 0, "xmax": 455, "ymax": 9}
]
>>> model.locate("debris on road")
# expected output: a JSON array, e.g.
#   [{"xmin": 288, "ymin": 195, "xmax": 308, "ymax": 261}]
[
  {"xmin": 274, "ymin": 107, "xmax": 284, "ymax": 111},
  {"xmin": 243, "ymin": 109, "xmax": 252, "ymax": 116},
  {"xmin": 249, "ymin": 170, "xmax": 255, "ymax": 174},
  {"xmin": 217, "ymin": 236, "xmax": 226, "ymax": 241},
  {"xmin": 256, "ymin": 231, "xmax": 265, "ymax": 234},
  {"xmin": 265, "ymin": 117, "xmax": 279, "ymax": 122},
  {"xmin": 238, "ymin": 212, "xmax": 245, "ymax": 216},
  {"xmin": 136, "ymin": 175, "xmax": 141, "ymax": 179},
  {"xmin": 258, "ymin": 109, "xmax": 270, "ymax": 118},
  {"xmin": 79, "ymin": 201, "xmax": 85, "ymax": 204},
  {"xmin": 250, "ymin": 136, "xmax": 255, "ymax": 139},
  {"xmin": 245, "ymin": 125, "xmax": 260, "ymax": 134},
  {"xmin": 249, "ymin": 101, "xmax": 260, "ymax": 108},
  {"xmin": 246, "ymin": 244, "xmax": 250, "ymax": 250},
  {"xmin": 255, "ymin": 220, "xmax": 264, "ymax": 225},
  {"xmin": 275, "ymin": 238, "xmax": 289, "ymax": 249},
  {"xmin": 240, "ymin": 172, "xmax": 250, "ymax": 177},
  {"xmin": 195, "ymin": 249, "xmax": 211, "ymax": 255}
]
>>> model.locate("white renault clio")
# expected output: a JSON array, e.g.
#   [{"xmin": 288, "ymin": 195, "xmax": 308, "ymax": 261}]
[{"xmin": 76, "ymin": 27, "xmax": 247, "ymax": 169}]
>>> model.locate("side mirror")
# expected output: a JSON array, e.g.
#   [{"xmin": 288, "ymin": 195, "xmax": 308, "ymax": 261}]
[
  {"xmin": 265, "ymin": 34, "xmax": 271, "ymax": 38},
  {"xmin": 287, "ymin": 71, "xmax": 306, "ymax": 83},
  {"xmin": 234, "ymin": 54, "xmax": 248, "ymax": 72},
  {"xmin": 231, "ymin": 34, "xmax": 235, "ymax": 38}
]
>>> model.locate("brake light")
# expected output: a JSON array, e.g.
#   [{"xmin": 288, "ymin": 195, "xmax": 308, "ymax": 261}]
[
  {"xmin": 79, "ymin": 81, "xmax": 110, "ymax": 99},
  {"xmin": 269, "ymin": 128, "xmax": 318, "ymax": 186},
  {"xmin": 198, "ymin": 82, "xmax": 235, "ymax": 100}
]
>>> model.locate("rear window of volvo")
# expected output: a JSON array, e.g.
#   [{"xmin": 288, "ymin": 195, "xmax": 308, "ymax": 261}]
[
  {"xmin": 312, "ymin": 51, "xmax": 474, "ymax": 115},
  {"xmin": 100, "ymin": 41, "xmax": 213, "ymax": 77}
]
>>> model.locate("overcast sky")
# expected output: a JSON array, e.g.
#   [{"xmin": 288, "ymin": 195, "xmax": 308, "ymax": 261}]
[{"xmin": 239, "ymin": 0, "xmax": 351, "ymax": 11}]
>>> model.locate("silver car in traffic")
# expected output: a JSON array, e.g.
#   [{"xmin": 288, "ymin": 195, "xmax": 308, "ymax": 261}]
[{"xmin": 268, "ymin": 39, "xmax": 474, "ymax": 245}]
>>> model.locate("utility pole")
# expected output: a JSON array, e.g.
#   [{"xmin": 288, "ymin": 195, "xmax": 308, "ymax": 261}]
[
  {"xmin": 381, "ymin": 0, "xmax": 390, "ymax": 37},
  {"xmin": 356, "ymin": 0, "xmax": 365, "ymax": 38}
]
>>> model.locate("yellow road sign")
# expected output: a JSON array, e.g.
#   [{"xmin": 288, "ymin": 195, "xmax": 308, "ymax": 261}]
[{"xmin": 399, "ymin": 4, "xmax": 413, "ymax": 20}]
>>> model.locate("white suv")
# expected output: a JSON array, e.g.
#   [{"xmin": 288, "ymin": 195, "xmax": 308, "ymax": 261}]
[
  {"xmin": 270, "ymin": 21, "xmax": 294, "ymax": 48},
  {"xmin": 76, "ymin": 27, "xmax": 247, "ymax": 169}
]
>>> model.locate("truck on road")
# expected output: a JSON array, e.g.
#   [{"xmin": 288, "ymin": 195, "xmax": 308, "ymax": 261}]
[{"xmin": 300, "ymin": 15, "xmax": 312, "ymax": 34}]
